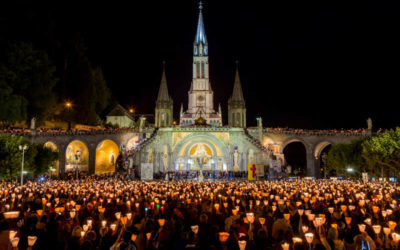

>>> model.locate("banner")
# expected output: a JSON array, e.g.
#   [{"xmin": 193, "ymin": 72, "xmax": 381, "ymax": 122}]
[
  {"xmin": 248, "ymin": 163, "xmax": 257, "ymax": 180},
  {"xmin": 256, "ymin": 164, "xmax": 264, "ymax": 177},
  {"xmin": 141, "ymin": 163, "xmax": 153, "ymax": 181}
]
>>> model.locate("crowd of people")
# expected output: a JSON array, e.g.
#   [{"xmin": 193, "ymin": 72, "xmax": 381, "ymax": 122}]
[
  {"xmin": 1, "ymin": 178, "xmax": 400, "ymax": 249},
  {"xmin": 0, "ymin": 127, "xmax": 142, "ymax": 136},
  {"xmin": 0, "ymin": 126, "xmax": 384, "ymax": 137},
  {"xmin": 263, "ymin": 128, "xmax": 383, "ymax": 136}
]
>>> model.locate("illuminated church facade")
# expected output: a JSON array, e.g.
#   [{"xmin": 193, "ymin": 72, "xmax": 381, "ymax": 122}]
[
  {"xmin": 27, "ymin": 3, "xmax": 365, "ymax": 179},
  {"xmin": 141, "ymin": 3, "xmax": 269, "ymax": 175}
]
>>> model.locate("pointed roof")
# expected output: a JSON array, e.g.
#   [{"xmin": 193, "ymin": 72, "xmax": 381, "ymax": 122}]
[
  {"xmin": 231, "ymin": 61, "xmax": 245, "ymax": 101},
  {"xmin": 107, "ymin": 104, "xmax": 134, "ymax": 121},
  {"xmin": 157, "ymin": 61, "xmax": 171, "ymax": 102},
  {"xmin": 195, "ymin": 2, "xmax": 207, "ymax": 45}
]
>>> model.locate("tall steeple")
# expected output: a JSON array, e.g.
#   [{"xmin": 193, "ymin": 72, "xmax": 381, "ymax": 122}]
[
  {"xmin": 180, "ymin": 2, "xmax": 222, "ymax": 127},
  {"xmin": 155, "ymin": 61, "xmax": 173, "ymax": 127},
  {"xmin": 228, "ymin": 61, "xmax": 246, "ymax": 127},
  {"xmin": 231, "ymin": 61, "xmax": 245, "ymax": 102},
  {"xmin": 156, "ymin": 61, "xmax": 171, "ymax": 102},
  {"xmin": 194, "ymin": 1, "xmax": 207, "ymax": 55}
]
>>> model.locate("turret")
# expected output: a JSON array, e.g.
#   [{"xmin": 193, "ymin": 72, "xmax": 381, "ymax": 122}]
[
  {"xmin": 155, "ymin": 61, "xmax": 173, "ymax": 127},
  {"xmin": 228, "ymin": 61, "xmax": 246, "ymax": 127}
]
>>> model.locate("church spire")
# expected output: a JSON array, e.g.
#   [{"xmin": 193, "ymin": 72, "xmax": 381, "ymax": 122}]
[
  {"xmin": 195, "ymin": 1, "xmax": 207, "ymax": 46},
  {"xmin": 156, "ymin": 61, "xmax": 171, "ymax": 102},
  {"xmin": 231, "ymin": 61, "xmax": 245, "ymax": 102},
  {"xmin": 155, "ymin": 61, "xmax": 173, "ymax": 128},
  {"xmin": 228, "ymin": 60, "xmax": 246, "ymax": 127}
]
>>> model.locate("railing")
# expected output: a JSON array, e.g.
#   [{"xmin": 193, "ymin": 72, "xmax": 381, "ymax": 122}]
[
  {"xmin": 258, "ymin": 127, "xmax": 380, "ymax": 137},
  {"xmin": 0, "ymin": 127, "xmax": 149, "ymax": 137}
]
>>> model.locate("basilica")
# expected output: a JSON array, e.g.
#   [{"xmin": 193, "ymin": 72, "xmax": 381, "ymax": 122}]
[{"xmin": 135, "ymin": 3, "xmax": 269, "ymax": 177}]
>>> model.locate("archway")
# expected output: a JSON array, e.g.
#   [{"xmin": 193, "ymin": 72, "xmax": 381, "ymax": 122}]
[
  {"xmin": 172, "ymin": 133, "xmax": 229, "ymax": 173},
  {"xmin": 283, "ymin": 141, "xmax": 307, "ymax": 176},
  {"xmin": 314, "ymin": 141, "xmax": 332, "ymax": 178},
  {"xmin": 95, "ymin": 140, "xmax": 119, "ymax": 174},
  {"xmin": 44, "ymin": 141, "xmax": 59, "ymax": 176},
  {"xmin": 65, "ymin": 140, "xmax": 89, "ymax": 172}
]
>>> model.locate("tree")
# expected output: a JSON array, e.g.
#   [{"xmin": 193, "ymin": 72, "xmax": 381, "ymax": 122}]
[
  {"xmin": 327, "ymin": 138, "xmax": 367, "ymax": 176},
  {"xmin": 31, "ymin": 145, "xmax": 60, "ymax": 175},
  {"xmin": 0, "ymin": 134, "xmax": 59, "ymax": 180},
  {"xmin": 0, "ymin": 134, "xmax": 34, "ymax": 181},
  {"xmin": 0, "ymin": 42, "xmax": 58, "ymax": 124},
  {"xmin": 0, "ymin": 81, "xmax": 25, "ymax": 125},
  {"xmin": 60, "ymin": 36, "xmax": 112, "ymax": 126},
  {"xmin": 362, "ymin": 128, "xmax": 400, "ymax": 177}
]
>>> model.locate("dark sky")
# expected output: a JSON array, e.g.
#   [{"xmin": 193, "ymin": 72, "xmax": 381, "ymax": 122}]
[{"xmin": 1, "ymin": 1, "xmax": 400, "ymax": 129}]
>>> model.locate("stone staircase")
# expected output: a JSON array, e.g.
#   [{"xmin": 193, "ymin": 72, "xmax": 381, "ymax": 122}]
[{"xmin": 243, "ymin": 128, "xmax": 269, "ymax": 153}]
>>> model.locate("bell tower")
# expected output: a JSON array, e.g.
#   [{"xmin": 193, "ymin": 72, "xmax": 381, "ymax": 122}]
[
  {"xmin": 228, "ymin": 61, "xmax": 246, "ymax": 127},
  {"xmin": 155, "ymin": 61, "xmax": 173, "ymax": 127},
  {"xmin": 180, "ymin": 2, "xmax": 222, "ymax": 126}
]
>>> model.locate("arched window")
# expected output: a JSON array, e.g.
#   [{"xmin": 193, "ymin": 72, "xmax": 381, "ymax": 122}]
[{"xmin": 196, "ymin": 63, "xmax": 200, "ymax": 78}]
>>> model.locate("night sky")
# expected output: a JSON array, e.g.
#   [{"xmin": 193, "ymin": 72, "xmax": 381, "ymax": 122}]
[{"xmin": 1, "ymin": 1, "xmax": 400, "ymax": 129}]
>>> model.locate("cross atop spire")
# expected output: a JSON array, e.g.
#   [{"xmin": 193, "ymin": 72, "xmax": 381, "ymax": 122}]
[{"xmin": 195, "ymin": 1, "xmax": 207, "ymax": 46}]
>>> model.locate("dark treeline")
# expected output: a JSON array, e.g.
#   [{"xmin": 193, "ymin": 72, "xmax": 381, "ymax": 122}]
[{"xmin": 0, "ymin": 8, "xmax": 115, "ymax": 127}]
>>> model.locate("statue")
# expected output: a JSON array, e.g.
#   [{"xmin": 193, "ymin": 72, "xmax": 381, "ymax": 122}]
[
  {"xmin": 367, "ymin": 117, "xmax": 373, "ymax": 130},
  {"xmin": 140, "ymin": 116, "xmax": 146, "ymax": 129},
  {"xmin": 162, "ymin": 146, "xmax": 169, "ymax": 172},
  {"xmin": 147, "ymin": 149, "xmax": 153, "ymax": 163},
  {"xmin": 248, "ymin": 149, "xmax": 255, "ymax": 164},
  {"xmin": 193, "ymin": 143, "xmax": 210, "ymax": 157},
  {"xmin": 30, "ymin": 117, "xmax": 36, "ymax": 130},
  {"xmin": 233, "ymin": 147, "xmax": 239, "ymax": 172},
  {"xmin": 257, "ymin": 117, "xmax": 263, "ymax": 128}
]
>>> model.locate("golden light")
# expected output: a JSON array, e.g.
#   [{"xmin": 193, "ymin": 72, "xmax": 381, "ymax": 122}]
[
  {"xmin": 219, "ymin": 232, "xmax": 230, "ymax": 243},
  {"xmin": 389, "ymin": 221, "xmax": 397, "ymax": 231},
  {"xmin": 238, "ymin": 240, "xmax": 247, "ymax": 250},
  {"xmin": 372, "ymin": 225, "xmax": 382, "ymax": 235},
  {"xmin": 9, "ymin": 231, "xmax": 17, "ymax": 241},
  {"xmin": 158, "ymin": 219, "xmax": 166, "ymax": 227},
  {"xmin": 3, "ymin": 211, "xmax": 20, "ymax": 219},
  {"xmin": 292, "ymin": 237, "xmax": 303, "ymax": 244},
  {"xmin": 283, "ymin": 213, "xmax": 290, "ymax": 221},
  {"xmin": 37, "ymin": 210, "xmax": 43, "ymax": 217},
  {"xmin": 305, "ymin": 233, "xmax": 314, "ymax": 244},
  {"xmin": 392, "ymin": 233, "xmax": 400, "ymax": 242},
  {"xmin": 191, "ymin": 225, "xmax": 199, "ymax": 234},
  {"xmin": 246, "ymin": 212, "xmax": 255, "ymax": 224},
  {"xmin": 281, "ymin": 242, "xmax": 290, "ymax": 250},
  {"xmin": 11, "ymin": 237, "xmax": 20, "ymax": 248},
  {"xmin": 129, "ymin": 108, "xmax": 134, "ymax": 114},
  {"xmin": 27, "ymin": 236, "xmax": 37, "ymax": 247},
  {"xmin": 65, "ymin": 102, "xmax": 72, "ymax": 108},
  {"xmin": 121, "ymin": 217, "xmax": 128, "ymax": 225},
  {"xmin": 232, "ymin": 209, "xmax": 238, "ymax": 216}
]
